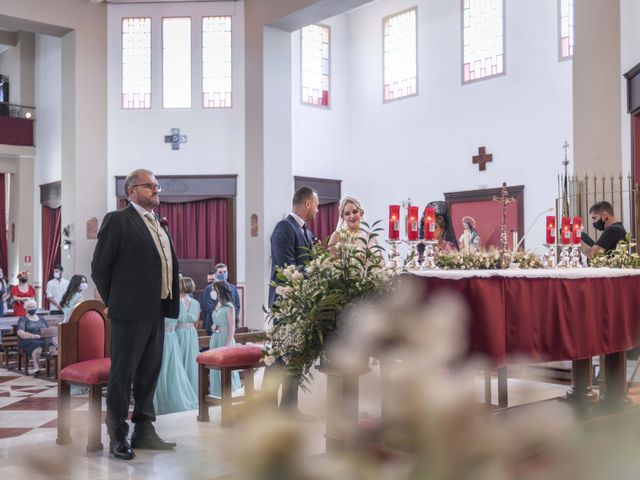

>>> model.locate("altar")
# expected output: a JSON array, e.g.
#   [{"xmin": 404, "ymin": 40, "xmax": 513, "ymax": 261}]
[{"xmin": 412, "ymin": 267, "xmax": 640, "ymax": 406}]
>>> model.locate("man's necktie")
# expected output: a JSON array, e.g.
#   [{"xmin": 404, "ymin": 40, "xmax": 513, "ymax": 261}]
[{"xmin": 302, "ymin": 224, "xmax": 310, "ymax": 247}]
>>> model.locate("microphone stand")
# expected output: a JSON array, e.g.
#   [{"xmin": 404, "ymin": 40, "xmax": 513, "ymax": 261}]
[{"xmin": 515, "ymin": 207, "xmax": 554, "ymax": 251}]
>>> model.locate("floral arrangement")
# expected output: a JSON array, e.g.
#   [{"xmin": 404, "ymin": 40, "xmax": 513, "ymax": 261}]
[
  {"xmin": 265, "ymin": 222, "xmax": 395, "ymax": 387},
  {"xmin": 511, "ymin": 249, "xmax": 545, "ymax": 269},
  {"xmin": 589, "ymin": 237, "xmax": 640, "ymax": 268},
  {"xmin": 435, "ymin": 247, "xmax": 543, "ymax": 270}
]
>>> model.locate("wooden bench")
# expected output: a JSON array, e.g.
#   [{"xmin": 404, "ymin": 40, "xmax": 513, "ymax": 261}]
[{"xmin": 196, "ymin": 345, "xmax": 264, "ymax": 427}]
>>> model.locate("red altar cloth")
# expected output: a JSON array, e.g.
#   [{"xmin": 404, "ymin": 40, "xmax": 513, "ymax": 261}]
[
  {"xmin": 0, "ymin": 116, "xmax": 34, "ymax": 146},
  {"xmin": 415, "ymin": 269, "xmax": 640, "ymax": 367}
]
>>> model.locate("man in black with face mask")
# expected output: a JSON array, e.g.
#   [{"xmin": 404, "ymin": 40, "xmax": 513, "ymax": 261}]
[{"xmin": 581, "ymin": 201, "xmax": 627, "ymax": 259}]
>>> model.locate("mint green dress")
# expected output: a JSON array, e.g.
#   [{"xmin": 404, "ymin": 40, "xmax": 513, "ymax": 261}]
[
  {"xmin": 175, "ymin": 297, "xmax": 201, "ymax": 393},
  {"xmin": 153, "ymin": 317, "xmax": 198, "ymax": 415},
  {"xmin": 209, "ymin": 302, "xmax": 241, "ymax": 397}
]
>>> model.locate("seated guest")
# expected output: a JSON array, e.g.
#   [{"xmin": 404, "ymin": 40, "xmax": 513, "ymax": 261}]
[
  {"xmin": 175, "ymin": 276, "xmax": 201, "ymax": 393},
  {"xmin": 153, "ymin": 314, "xmax": 198, "ymax": 415},
  {"xmin": 61, "ymin": 274, "xmax": 89, "ymax": 321},
  {"xmin": 45, "ymin": 264, "xmax": 69, "ymax": 314},
  {"xmin": 581, "ymin": 201, "xmax": 627, "ymax": 259},
  {"xmin": 10, "ymin": 271, "xmax": 36, "ymax": 317},
  {"xmin": 16, "ymin": 299, "xmax": 51, "ymax": 375},
  {"xmin": 419, "ymin": 201, "xmax": 459, "ymax": 253},
  {"xmin": 328, "ymin": 196, "xmax": 380, "ymax": 253},
  {"xmin": 209, "ymin": 281, "xmax": 241, "ymax": 397}
]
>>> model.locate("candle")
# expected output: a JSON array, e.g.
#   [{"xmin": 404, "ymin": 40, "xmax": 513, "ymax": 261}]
[
  {"xmin": 571, "ymin": 216, "xmax": 582, "ymax": 245},
  {"xmin": 388, "ymin": 205, "xmax": 400, "ymax": 240},
  {"xmin": 512, "ymin": 231, "xmax": 518, "ymax": 251},
  {"xmin": 407, "ymin": 206, "xmax": 419, "ymax": 241},
  {"xmin": 545, "ymin": 216, "xmax": 556, "ymax": 244},
  {"xmin": 423, "ymin": 207, "xmax": 436, "ymax": 240},
  {"xmin": 561, "ymin": 217, "xmax": 571, "ymax": 245}
]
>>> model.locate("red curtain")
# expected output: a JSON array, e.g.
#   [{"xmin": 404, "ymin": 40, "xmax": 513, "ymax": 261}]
[
  {"xmin": 156, "ymin": 198, "xmax": 228, "ymax": 261},
  {"xmin": 0, "ymin": 174, "xmax": 6, "ymax": 274},
  {"xmin": 308, "ymin": 202, "xmax": 339, "ymax": 246},
  {"xmin": 41, "ymin": 206, "xmax": 62, "ymax": 309}
]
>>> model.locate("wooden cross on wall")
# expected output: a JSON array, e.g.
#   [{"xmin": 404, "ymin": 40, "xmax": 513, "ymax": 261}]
[{"xmin": 473, "ymin": 146, "xmax": 493, "ymax": 171}]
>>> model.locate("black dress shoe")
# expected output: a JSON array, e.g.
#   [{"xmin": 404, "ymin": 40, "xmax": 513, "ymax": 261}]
[
  {"xmin": 130, "ymin": 430, "xmax": 176, "ymax": 450},
  {"xmin": 109, "ymin": 439, "xmax": 135, "ymax": 460}
]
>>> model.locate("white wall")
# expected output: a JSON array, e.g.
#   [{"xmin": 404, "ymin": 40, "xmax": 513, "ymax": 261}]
[
  {"xmin": 0, "ymin": 43, "xmax": 20, "ymax": 104},
  {"xmin": 291, "ymin": 0, "xmax": 573, "ymax": 249},
  {"xmin": 107, "ymin": 1, "xmax": 246, "ymax": 281},
  {"xmin": 620, "ymin": 0, "xmax": 640, "ymax": 178},
  {"xmin": 34, "ymin": 34, "xmax": 62, "ymax": 187},
  {"xmin": 292, "ymin": 14, "xmax": 350, "ymax": 185}
]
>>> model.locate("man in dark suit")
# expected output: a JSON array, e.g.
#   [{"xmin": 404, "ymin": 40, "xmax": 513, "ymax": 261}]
[
  {"xmin": 266, "ymin": 186, "xmax": 319, "ymax": 412},
  {"xmin": 200, "ymin": 263, "xmax": 242, "ymax": 333},
  {"xmin": 92, "ymin": 169, "xmax": 179, "ymax": 460}
]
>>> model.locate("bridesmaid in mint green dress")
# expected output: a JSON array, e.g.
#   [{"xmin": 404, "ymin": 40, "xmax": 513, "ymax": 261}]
[
  {"xmin": 175, "ymin": 277, "xmax": 201, "ymax": 393},
  {"xmin": 153, "ymin": 317, "xmax": 198, "ymax": 415},
  {"xmin": 209, "ymin": 281, "xmax": 241, "ymax": 397}
]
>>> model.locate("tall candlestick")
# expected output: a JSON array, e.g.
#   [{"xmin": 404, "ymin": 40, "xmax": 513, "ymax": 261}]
[
  {"xmin": 407, "ymin": 206, "xmax": 419, "ymax": 241},
  {"xmin": 546, "ymin": 216, "xmax": 556, "ymax": 244},
  {"xmin": 388, "ymin": 205, "xmax": 400, "ymax": 240},
  {"xmin": 561, "ymin": 217, "xmax": 571, "ymax": 245},
  {"xmin": 423, "ymin": 207, "xmax": 436, "ymax": 240},
  {"xmin": 571, "ymin": 216, "xmax": 582, "ymax": 245}
]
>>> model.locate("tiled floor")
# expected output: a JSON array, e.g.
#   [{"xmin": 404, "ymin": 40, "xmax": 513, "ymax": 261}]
[{"xmin": 0, "ymin": 363, "xmax": 636, "ymax": 478}]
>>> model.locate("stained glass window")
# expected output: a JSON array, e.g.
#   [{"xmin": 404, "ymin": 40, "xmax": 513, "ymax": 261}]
[
  {"xmin": 559, "ymin": 0, "xmax": 574, "ymax": 59},
  {"xmin": 122, "ymin": 17, "xmax": 151, "ymax": 109},
  {"xmin": 462, "ymin": 0, "xmax": 504, "ymax": 83},
  {"xmin": 301, "ymin": 24, "xmax": 330, "ymax": 107},
  {"xmin": 163, "ymin": 17, "xmax": 191, "ymax": 109},
  {"xmin": 383, "ymin": 8, "xmax": 417, "ymax": 102},
  {"xmin": 203, "ymin": 16, "xmax": 232, "ymax": 108}
]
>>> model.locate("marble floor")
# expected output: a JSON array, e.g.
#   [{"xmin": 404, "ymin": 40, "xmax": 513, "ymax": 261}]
[{"xmin": 0, "ymin": 364, "xmax": 635, "ymax": 478}]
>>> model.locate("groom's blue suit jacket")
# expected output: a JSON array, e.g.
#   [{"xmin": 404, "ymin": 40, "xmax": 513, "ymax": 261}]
[{"xmin": 268, "ymin": 215, "xmax": 314, "ymax": 307}]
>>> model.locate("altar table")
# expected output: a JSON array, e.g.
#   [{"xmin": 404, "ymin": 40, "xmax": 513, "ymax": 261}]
[{"xmin": 412, "ymin": 268, "xmax": 640, "ymax": 407}]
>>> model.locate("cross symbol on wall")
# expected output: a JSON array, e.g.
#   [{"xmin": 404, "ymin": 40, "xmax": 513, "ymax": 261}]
[
  {"xmin": 472, "ymin": 146, "xmax": 493, "ymax": 171},
  {"xmin": 164, "ymin": 128, "xmax": 187, "ymax": 150}
]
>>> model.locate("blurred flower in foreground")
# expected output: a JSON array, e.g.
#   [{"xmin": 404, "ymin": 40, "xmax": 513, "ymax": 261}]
[{"xmin": 239, "ymin": 278, "xmax": 598, "ymax": 480}]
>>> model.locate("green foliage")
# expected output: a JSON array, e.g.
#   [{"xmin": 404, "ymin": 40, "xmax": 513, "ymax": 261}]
[
  {"xmin": 589, "ymin": 235, "xmax": 640, "ymax": 268},
  {"xmin": 265, "ymin": 221, "xmax": 394, "ymax": 388},
  {"xmin": 435, "ymin": 247, "xmax": 544, "ymax": 270}
]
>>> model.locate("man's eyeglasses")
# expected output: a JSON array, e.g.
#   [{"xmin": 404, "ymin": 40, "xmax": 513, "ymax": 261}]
[{"xmin": 132, "ymin": 183, "xmax": 162, "ymax": 192}]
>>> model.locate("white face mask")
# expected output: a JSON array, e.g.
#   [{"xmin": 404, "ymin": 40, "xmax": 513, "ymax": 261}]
[
  {"xmin": 79, "ymin": 282, "xmax": 88, "ymax": 292},
  {"xmin": 210, "ymin": 289, "xmax": 218, "ymax": 301},
  {"xmin": 53, "ymin": 271, "xmax": 61, "ymax": 280}
]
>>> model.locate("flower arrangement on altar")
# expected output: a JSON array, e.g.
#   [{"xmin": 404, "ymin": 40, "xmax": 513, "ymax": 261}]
[
  {"xmin": 434, "ymin": 247, "xmax": 544, "ymax": 270},
  {"xmin": 265, "ymin": 222, "xmax": 395, "ymax": 387},
  {"xmin": 589, "ymin": 237, "xmax": 640, "ymax": 268}
]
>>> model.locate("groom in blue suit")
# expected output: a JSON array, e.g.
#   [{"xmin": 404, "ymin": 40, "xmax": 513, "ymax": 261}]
[
  {"xmin": 268, "ymin": 186, "xmax": 319, "ymax": 306},
  {"xmin": 267, "ymin": 186, "xmax": 319, "ymax": 412}
]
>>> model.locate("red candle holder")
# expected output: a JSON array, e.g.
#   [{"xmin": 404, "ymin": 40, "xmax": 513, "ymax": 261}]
[
  {"xmin": 571, "ymin": 217, "xmax": 582, "ymax": 245},
  {"xmin": 423, "ymin": 207, "xmax": 436, "ymax": 240},
  {"xmin": 388, "ymin": 205, "xmax": 400, "ymax": 240},
  {"xmin": 407, "ymin": 206, "xmax": 419, "ymax": 241},
  {"xmin": 561, "ymin": 217, "xmax": 571, "ymax": 245},
  {"xmin": 545, "ymin": 216, "xmax": 556, "ymax": 245}
]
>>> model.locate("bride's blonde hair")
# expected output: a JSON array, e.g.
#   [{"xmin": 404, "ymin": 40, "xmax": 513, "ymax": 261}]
[{"xmin": 337, "ymin": 196, "xmax": 364, "ymax": 230}]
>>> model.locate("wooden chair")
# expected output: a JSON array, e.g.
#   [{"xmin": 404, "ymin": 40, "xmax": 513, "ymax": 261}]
[
  {"xmin": 196, "ymin": 344, "xmax": 263, "ymax": 427},
  {"xmin": 56, "ymin": 300, "xmax": 110, "ymax": 452},
  {"xmin": 2, "ymin": 333, "xmax": 19, "ymax": 369}
]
